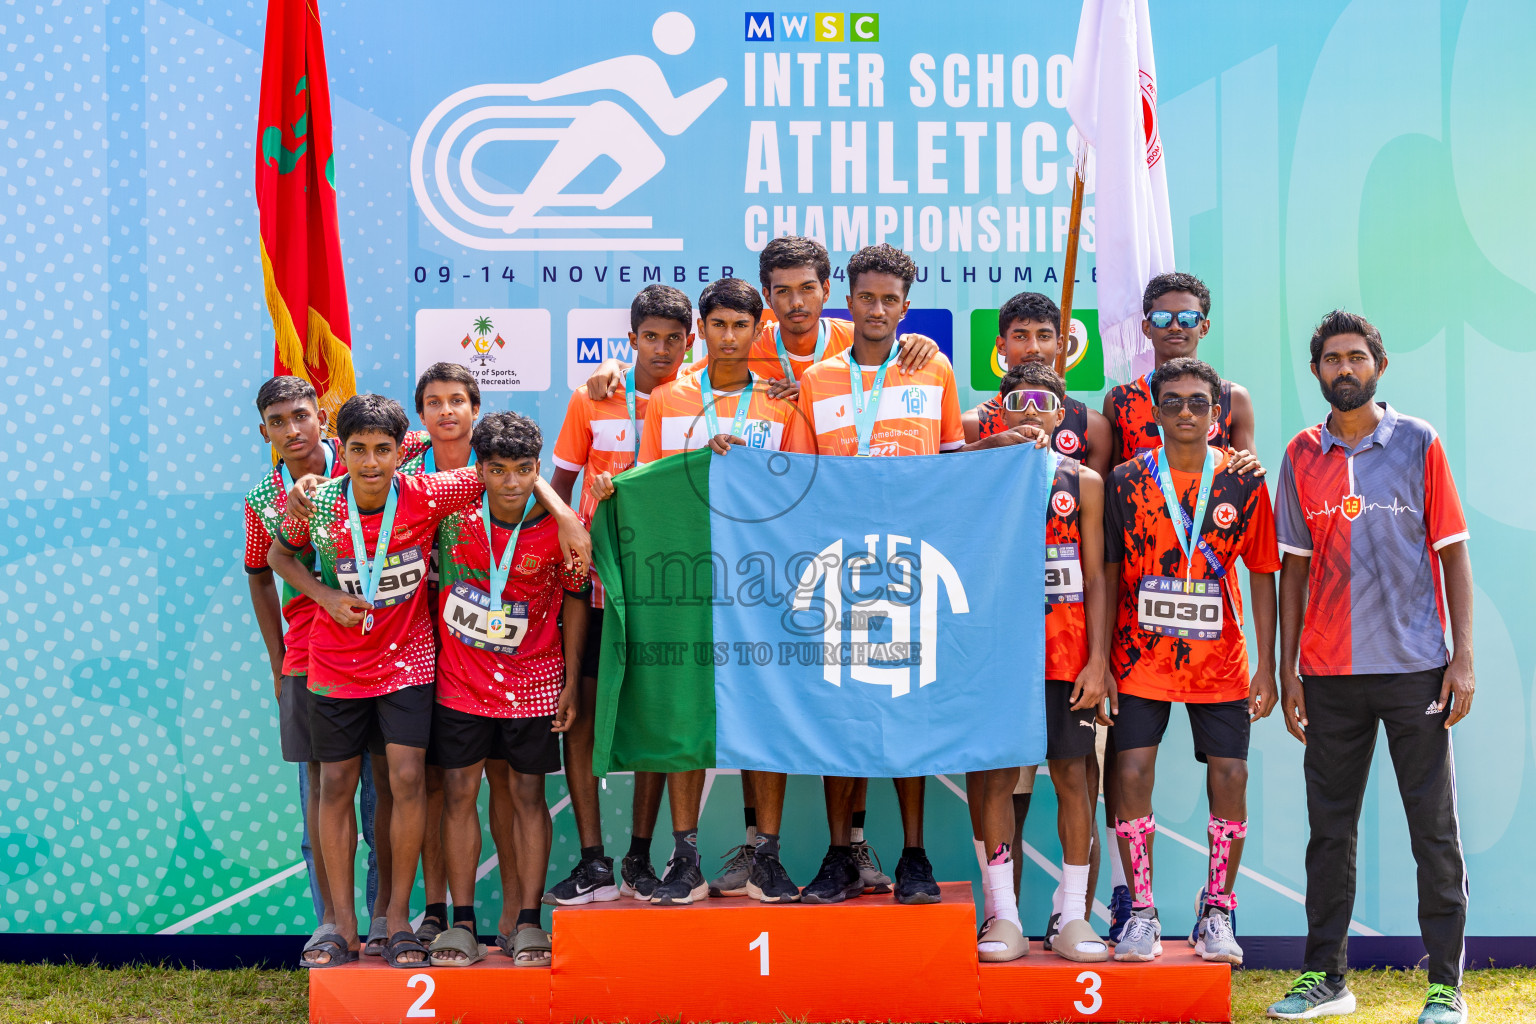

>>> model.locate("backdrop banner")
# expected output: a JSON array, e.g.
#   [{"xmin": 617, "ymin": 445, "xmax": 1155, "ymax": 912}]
[{"xmin": 0, "ymin": 1, "xmax": 1529, "ymax": 948}]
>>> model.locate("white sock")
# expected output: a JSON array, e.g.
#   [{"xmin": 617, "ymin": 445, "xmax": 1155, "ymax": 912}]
[
  {"xmin": 850, "ymin": 826, "xmax": 865, "ymax": 844},
  {"xmin": 1106, "ymin": 825, "xmax": 1127, "ymax": 889},
  {"xmin": 979, "ymin": 859, "xmax": 1020, "ymax": 952},
  {"xmin": 746, "ymin": 825, "xmax": 758, "ymax": 845},
  {"xmin": 1051, "ymin": 879, "xmax": 1066, "ymax": 919},
  {"xmin": 973, "ymin": 839, "xmax": 995, "ymax": 921},
  {"xmin": 1061, "ymin": 863, "xmax": 1091, "ymax": 924}
]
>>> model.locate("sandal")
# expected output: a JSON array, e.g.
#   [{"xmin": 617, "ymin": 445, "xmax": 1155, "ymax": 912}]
[
  {"xmin": 384, "ymin": 930, "xmax": 431, "ymax": 969},
  {"xmin": 416, "ymin": 913, "xmax": 447, "ymax": 946},
  {"xmin": 361, "ymin": 915, "xmax": 389, "ymax": 957},
  {"xmin": 428, "ymin": 924, "xmax": 486, "ymax": 967},
  {"xmin": 977, "ymin": 916, "xmax": 1030, "ymax": 963},
  {"xmin": 300, "ymin": 930, "xmax": 358, "ymax": 969},
  {"xmin": 511, "ymin": 925, "xmax": 552, "ymax": 967},
  {"xmin": 1052, "ymin": 917, "xmax": 1110, "ymax": 963}
]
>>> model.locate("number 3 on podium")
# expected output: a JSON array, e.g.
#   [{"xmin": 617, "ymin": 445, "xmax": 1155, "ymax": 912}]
[
  {"xmin": 1074, "ymin": 970, "xmax": 1102, "ymax": 1015},
  {"xmin": 749, "ymin": 931, "xmax": 770, "ymax": 976}
]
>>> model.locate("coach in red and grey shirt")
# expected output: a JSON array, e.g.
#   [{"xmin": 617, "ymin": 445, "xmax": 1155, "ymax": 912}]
[{"xmin": 1267, "ymin": 310, "xmax": 1474, "ymax": 1023}]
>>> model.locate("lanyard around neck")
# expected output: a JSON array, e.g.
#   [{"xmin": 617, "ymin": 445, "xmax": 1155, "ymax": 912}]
[
  {"xmin": 345, "ymin": 478, "xmax": 400, "ymax": 608},
  {"xmin": 482, "ymin": 493, "xmax": 530, "ymax": 616},
  {"xmin": 1151, "ymin": 446, "xmax": 1216, "ymax": 581},
  {"xmin": 698, "ymin": 367, "xmax": 755, "ymax": 445},
  {"xmin": 774, "ymin": 318, "xmax": 829, "ymax": 379},
  {"xmin": 423, "ymin": 445, "xmax": 475, "ymax": 475},
  {"xmin": 848, "ymin": 343, "xmax": 900, "ymax": 456},
  {"xmin": 624, "ymin": 367, "xmax": 640, "ymax": 459},
  {"xmin": 281, "ymin": 439, "xmax": 334, "ymax": 491}
]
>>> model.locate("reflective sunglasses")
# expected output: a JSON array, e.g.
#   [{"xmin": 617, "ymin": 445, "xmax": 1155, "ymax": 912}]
[
  {"xmin": 1146, "ymin": 309, "xmax": 1205, "ymax": 329},
  {"xmin": 1002, "ymin": 389, "xmax": 1062, "ymax": 413},
  {"xmin": 1157, "ymin": 394, "xmax": 1213, "ymax": 415}
]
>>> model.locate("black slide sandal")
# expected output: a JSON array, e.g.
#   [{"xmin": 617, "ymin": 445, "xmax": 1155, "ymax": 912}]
[{"xmin": 384, "ymin": 930, "xmax": 430, "ymax": 969}]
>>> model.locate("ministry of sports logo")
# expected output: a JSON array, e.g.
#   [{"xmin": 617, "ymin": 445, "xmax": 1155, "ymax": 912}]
[
  {"xmin": 461, "ymin": 315, "xmax": 506, "ymax": 366},
  {"xmin": 790, "ymin": 534, "xmax": 969, "ymax": 698},
  {"xmin": 410, "ymin": 13, "xmax": 725, "ymax": 252}
]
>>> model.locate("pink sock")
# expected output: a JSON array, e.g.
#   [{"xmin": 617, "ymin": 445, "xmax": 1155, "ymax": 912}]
[
  {"xmin": 1115, "ymin": 813, "xmax": 1156, "ymax": 909},
  {"xmin": 1206, "ymin": 816, "xmax": 1247, "ymax": 910}
]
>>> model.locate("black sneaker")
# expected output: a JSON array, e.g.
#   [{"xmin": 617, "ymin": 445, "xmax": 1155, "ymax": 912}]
[
  {"xmin": 746, "ymin": 850, "xmax": 800, "ymax": 903},
  {"xmin": 1043, "ymin": 911, "xmax": 1062, "ymax": 947},
  {"xmin": 543, "ymin": 855, "xmax": 619, "ymax": 906},
  {"xmin": 619, "ymin": 853, "xmax": 661, "ymax": 901},
  {"xmin": 799, "ymin": 848, "xmax": 864, "ymax": 904},
  {"xmin": 650, "ymin": 857, "xmax": 709, "ymax": 905},
  {"xmin": 893, "ymin": 851, "xmax": 941, "ymax": 904}
]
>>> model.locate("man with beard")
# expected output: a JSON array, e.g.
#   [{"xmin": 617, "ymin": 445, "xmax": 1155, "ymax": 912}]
[{"xmin": 1265, "ymin": 311, "xmax": 1473, "ymax": 1024}]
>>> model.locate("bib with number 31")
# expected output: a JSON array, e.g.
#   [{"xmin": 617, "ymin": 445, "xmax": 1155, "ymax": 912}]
[
  {"xmin": 1137, "ymin": 575, "xmax": 1223, "ymax": 640},
  {"xmin": 1044, "ymin": 543, "xmax": 1084, "ymax": 605}
]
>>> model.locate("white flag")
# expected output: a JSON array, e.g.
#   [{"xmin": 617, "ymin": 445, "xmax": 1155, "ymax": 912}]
[{"xmin": 1067, "ymin": 0, "xmax": 1175, "ymax": 383}]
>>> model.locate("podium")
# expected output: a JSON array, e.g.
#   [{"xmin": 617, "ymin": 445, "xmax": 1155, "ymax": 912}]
[{"xmin": 309, "ymin": 882, "xmax": 1231, "ymax": 1023}]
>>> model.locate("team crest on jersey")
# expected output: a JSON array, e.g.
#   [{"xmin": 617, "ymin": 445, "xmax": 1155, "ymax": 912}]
[
  {"xmin": 515, "ymin": 553, "xmax": 541, "ymax": 574},
  {"xmin": 1206, "ymin": 420, "xmax": 1220, "ymax": 441},
  {"xmin": 1212, "ymin": 502, "xmax": 1238, "ymax": 529},
  {"xmin": 1341, "ymin": 494, "xmax": 1363, "ymax": 521},
  {"xmin": 1051, "ymin": 489, "xmax": 1077, "ymax": 517},
  {"xmin": 1053, "ymin": 429, "xmax": 1081, "ymax": 455}
]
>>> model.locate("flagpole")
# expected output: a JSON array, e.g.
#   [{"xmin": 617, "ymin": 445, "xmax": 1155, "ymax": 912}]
[{"xmin": 1056, "ymin": 165, "xmax": 1086, "ymax": 378}]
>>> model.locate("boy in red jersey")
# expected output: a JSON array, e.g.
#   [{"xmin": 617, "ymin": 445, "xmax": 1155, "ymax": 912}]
[
  {"xmin": 426, "ymin": 412, "xmax": 590, "ymax": 967},
  {"xmin": 968, "ymin": 362, "xmax": 1109, "ymax": 964},
  {"xmin": 545, "ymin": 284, "xmax": 692, "ymax": 905},
  {"xmin": 269, "ymin": 395, "xmax": 496, "ymax": 967},
  {"xmin": 1102, "ymin": 358, "xmax": 1278, "ymax": 967},
  {"xmin": 962, "ymin": 292, "xmax": 1113, "ymax": 477}
]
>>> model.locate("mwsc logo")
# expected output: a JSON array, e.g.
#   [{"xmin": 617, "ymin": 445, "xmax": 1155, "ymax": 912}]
[
  {"xmin": 745, "ymin": 12, "xmax": 881, "ymax": 42},
  {"xmin": 410, "ymin": 13, "xmax": 726, "ymax": 252},
  {"xmin": 790, "ymin": 534, "xmax": 968, "ymax": 698}
]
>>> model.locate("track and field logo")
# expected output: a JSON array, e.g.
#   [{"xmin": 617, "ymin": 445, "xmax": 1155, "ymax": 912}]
[
  {"xmin": 790, "ymin": 534, "xmax": 968, "ymax": 698},
  {"xmin": 1212, "ymin": 502, "xmax": 1238, "ymax": 529},
  {"xmin": 411, "ymin": 13, "xmax": 726, "ymax": 252}
]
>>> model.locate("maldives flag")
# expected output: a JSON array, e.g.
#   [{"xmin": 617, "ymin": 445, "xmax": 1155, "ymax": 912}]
[
  {"xmin": 256, "ymin": 0, "xmax": 356, "ymax": 419},
  {"xmin": 588, "ymin": 447, "xmax": 1051, "ymax": 778}
]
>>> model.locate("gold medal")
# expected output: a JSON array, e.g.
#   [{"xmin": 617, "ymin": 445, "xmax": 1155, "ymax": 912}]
[{"xmin": 486, "ymin": 610, "xmax": 508, "ymax": 640}]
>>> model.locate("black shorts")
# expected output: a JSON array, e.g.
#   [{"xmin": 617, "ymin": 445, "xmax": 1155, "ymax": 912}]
[
  {"xmin": 427, "ymin": 703, "xmax": 561, "ymax": 774},
  {"xmin": 278, "ymin": 674, "xmax": 314, "ymax": 763},
  {"xmin": 1112, "ymin": 692, "xmax": 1250, "ymax": 762},
  {"xmin": 1045, "ymin": 679, "xmax": 1099, "ymax": 760},
  {"xmin": 579, "ymin": 605, "xmax": 604, "ymax": 680},
  {"xmin": 309, "ymin": 684, "xmax": 435, "ymax": 763}
]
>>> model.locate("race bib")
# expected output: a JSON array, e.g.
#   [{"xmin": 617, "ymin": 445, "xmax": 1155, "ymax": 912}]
[
  {"xmin": 336, "ymin": 546, "xmax": 427, "ymax": 609},
  {"xmin": 1044, "ymin": 543, "xmax": 1084, "ymax": 605},
  {"xmin": 1137, "ymin": 576, "xmax": 1223, "ymax": 640},
  {"xmin": 442, "ymin": 580, "xmax": 529, "ymax": 655}
]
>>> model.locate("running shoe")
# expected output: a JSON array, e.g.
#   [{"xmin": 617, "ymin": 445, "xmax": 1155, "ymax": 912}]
[
  {"xmin": 893, "ymin": 850, "xmax": 941, "ymax": 905},
  {"xmin": 851, "ymin": 840, "xmax": 893, "ymax": 894},
  {"xmin": 1043, "ymin": 911, "xmax": 1062, "ymax": 949},
  {"xmin": 1192, "ymin": 905, "xmax": 1243, "ymax": 965},
  {"xmin": 799, "ymin": 848, "xmax": 864, "ymax": 904},
  {"xmin": 709, "ymin": 843, "xmax": 755, "ymax": 898},
  {"xmin": 650, "ymin": 858, "xmax": 708, "ymax": 906},
  {"xmin": 1265, "ymin": 972, "xmax": 1357, "ymax": 1020},
  {"xmin": 1417, "ymin": 984, "xmax": 1467, "ymax": 1024},
  {"xmin": 619, "ymin": 853, "xmax": 661, "ymax": 901},
  {"xmin": 746, "ymin": 850, "xmax": 800, "ymax": 903},
  {"xmin": 542, "ymin": 855, "xmax": 618, "ymax": 906},
  {"xmin": 1113, "ymin": 906, "xmax": 1162, "ymax": 961},
  {"xmin": 1107, "ymin": 884, "xmax": 1134, "ymax": 944}
]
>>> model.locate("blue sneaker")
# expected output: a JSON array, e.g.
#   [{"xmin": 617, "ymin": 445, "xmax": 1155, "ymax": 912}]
[
  {"xmin": 1266, "ymin": 972, "xmax": 1356, "ymax": 1019},
  {"xmin": 1417, "ymin": 984, "xmax": 1466, "ymax": 1024},
  {"xmin": 1107, "ymin": 885, "xmax": 1134, "ymax": 944},
  {"xmin": 1187, "ymin": 888, "xmax": 1238, "ymax": 946}
]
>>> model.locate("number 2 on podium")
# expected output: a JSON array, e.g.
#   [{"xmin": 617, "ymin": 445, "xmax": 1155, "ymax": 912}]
[
  {"xmin": 406, "ymin": 973, "xmax": 436, "ymax": 1018},
  {"xmin": 749, "ymin": 931, "xmax": 770, "ymax": 976}
]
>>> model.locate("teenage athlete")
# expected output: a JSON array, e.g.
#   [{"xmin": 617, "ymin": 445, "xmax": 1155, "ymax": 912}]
[
  {"xmin": 1102, "ymin": 358, "xmax": 1279, "ymax": 966},
  {"xmin": 546, "ymin": 284, "xmax": 692, "ymax": 905},
  {"xmin": 636, "ymin": 277, "xmax": 807, "ymax": 905},
  {"xmin": 968, "ymin": 362, "xmax": 1110, "ymax": 964},
  {"xmin": 427, "ymin": 412, "xmax": 589, "ymax": 968}
]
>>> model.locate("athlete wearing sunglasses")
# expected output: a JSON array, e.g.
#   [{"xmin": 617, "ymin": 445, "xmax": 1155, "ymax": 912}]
[{"xmin": 1102, "ymin": 272, "xmax": 1256, "ymax": 466}]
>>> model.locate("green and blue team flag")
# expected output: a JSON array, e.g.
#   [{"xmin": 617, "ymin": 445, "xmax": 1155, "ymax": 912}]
[{"xmin": 589, "ymin": 446, "xmax": 1051, "ymax": 778}]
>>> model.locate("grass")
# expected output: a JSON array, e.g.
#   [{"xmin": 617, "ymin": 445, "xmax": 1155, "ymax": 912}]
[{"xmin": 0, "ymin": 964, "xmax": 1532, "ymax": 1022}]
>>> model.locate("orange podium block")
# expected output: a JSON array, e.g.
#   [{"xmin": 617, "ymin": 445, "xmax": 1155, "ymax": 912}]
[
  {"xmin": 979, "ymin": 946, "xmax": 1232, "ymax": 1023},
  {"xmin": 307, "ymin": 950, "xmax": 550, "ymax": 1024},
  {"xmin": 550, "ymin": 880, "xmax": 981, "ymax": 1024}
]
